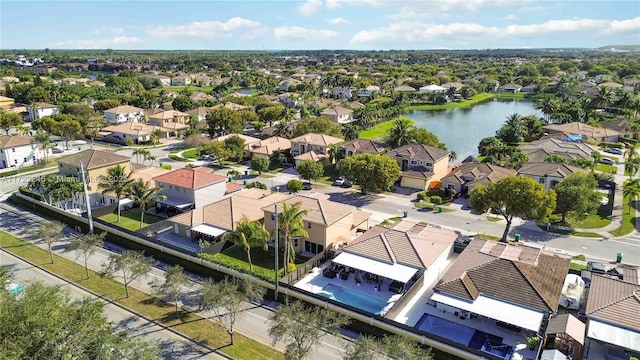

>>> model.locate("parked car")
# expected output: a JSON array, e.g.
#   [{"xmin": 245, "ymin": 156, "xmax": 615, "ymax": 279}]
[
  {"xmin": 604, "ymin": 148, "xmax": 623, "ymax": 155},
  {"xmin": 200, "ymin": 154, "xmax": 211, "ymax": 160},
  {"xmin": 341, "ymin": 180, "xmax": 353, "ymax": 188},
  {"xmin": 600, "ymin": 158, "xmax": 615, "ymax": 165},
  {"xmin": 333, "ymin": 177, "xmax": 345, "ymax": 186},
  {"xmin": 51, "ymin": 148, "xmax": 63, "ymax": 154},
  {"xmin": 302, "ymin": 182, "xmax": 312, "ymax": 190},
  {"xmin": 587, "ymin": 262, "xmax": 606, "ymax": 274}
]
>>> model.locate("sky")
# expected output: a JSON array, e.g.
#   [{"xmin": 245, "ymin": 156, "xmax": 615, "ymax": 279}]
[{"xmin": 1, "ymin": 0, "xmax": 639, "ymax": 50}]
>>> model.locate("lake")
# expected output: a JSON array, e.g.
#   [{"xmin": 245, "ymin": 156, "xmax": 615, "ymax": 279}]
[{"xmin": 403, "ymin": 99, "xmax": 542, "ymax": 160}]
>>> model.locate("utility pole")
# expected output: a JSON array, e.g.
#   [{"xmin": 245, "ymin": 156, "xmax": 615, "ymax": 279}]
[
  {"xmin": 80, "ymin": 161, "xmax": 94, "ymax": 234},
  {"xmin": 274, "ymin": 203, "xmax": 279, "ymax": 299}
]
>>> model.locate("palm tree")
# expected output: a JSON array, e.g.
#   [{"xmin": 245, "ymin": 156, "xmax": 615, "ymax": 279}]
[
  {"xmin": 625, "ymin": 157, "xmax": 640, "ymax": 180},
  {"xmin": 625, "ymin": 144, "xmax": 638, "ymax": 162},
  {"xmin": 35, "ymin": 131, "xmax": 51, "ymax": 164},
  {"xmin": 221, "ymin": 216, "xmax": 270, "ymax": 272},
  {"xmin": 144, "ymin": 154, "xmax": 157, "ymax": 166},
  {"xmin": 98, "ymin": 165, "xmax": 133, "ymax": 223},
  {"xmin": 387, "ymin": 117, "xmax": 413, "ymax": 148},
  {"xmin": 126, "ymin": 179, "xmax": 164, "ymax": 229},
  {"xmin": 342, "ymin": 123, "xmax": 360, "ymax": 141},
  {"xmin": 622, "ymin": 178, "xmax": 640, "ymax": 215},
  {"xmin": 595, "ymin": 86, "xmax": 615, "ymax": 109},
  {"xmin": 327, "ymin": 143, "xmax": 343, "ymax": 165},
  {"xmin": 276, "ymin": 202, "xmax": 309, "ymax": 276},
  {"xmin": 132, "ymin": 148, "xmax": 150, "ymax": 164},
  {"xmin": 151, "ymin": 129, "xmax": 164, "ymax": 145}
]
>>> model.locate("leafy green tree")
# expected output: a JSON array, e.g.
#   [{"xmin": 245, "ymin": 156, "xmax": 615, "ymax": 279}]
[
  {"xmin": 150, "ymin": 265, "xmax": 190, "ymax": 314},
  {"xmin": 286, "ymin": 179, "xmax": 303, "ymax": 193},
  {"xmin": 625, "ymin": 157, "xmax": 640, "ymax": 180},
  {"xmin": 221, "ymin": 216, "xmax": 270, "ymax": 272},
  {"xmin": 98, "ymin": 164, "xmax": 133, "ymax": 223},
  {"xmin": 0, "ymin": 281, "xmax": 160, "ymax": 360},
  {"xmin": 202, "ymin": 140, "xmax": 232, "ymax": 165},
  {"xmin": 544, "ymin": 155, "xmax": 567, "ymax": 164},
  {"xmin": 33, "ymin": 220, "xmax": 64, "ymax": 263},
  {"xmin": 223, "ymin": 135, "xmax": 246, "ymax": 162},
  {"xmin": 478, "ymin": 136, "xmax": 505, "ymax": 157},
  {"xmin": 554, "ymin": 173, "xmax": 602, "ymax": 223},
  {"xmin": 206, "ymin": 108, "xmax": 244, "ymax": 137},
  {"xmin": 623, "ymin": 178, "xmax": 640, "ymax": 214},
  {"xmin": 343, "ymin": 335, "xmax": 433, "ymax": 360},
  {"xmin": 296, "ymin": 160, "xmax": 324, "ymax": 181},
  {"xmin": 269, "ymin": 300, "xmax": 349, "ymax": 360},
  {"xmin": 245, "ymin": 181, "xmax": 267, "ymax": 189},
  {"xmin": 56, "ymin": 119, "xmax": 82, "ymax": 150},
  {"xmin": 133, "ymin": 148, "xmax": 151, "ymax": 164},
  {"xmin": 292, "ymin": 117, "xmax": 342, "ymax": 137},
  {"xmin": 386, "ymin": 117, "xmax": 413, "ymax": 148},
  {"xmin": 327, "ymin": 143, "xmax": 343, "ymax": 165},
  {"xmin": 469, "ymin": 176, "xmax": 556, "ymax": 242},
  {"xmin": 276, "ymin": 202, "xmax": 309, "ymax": 274},
  {"xmin": 496, "ymin": 113, "xmax": 526, "ymax": 145},
  {"xmin": 0, "ymin": 110, "xmax": 21, "ymax": 135},
  {"xmin": 34, "ymin": 131, "xmax": 51, "ymax": 164},
  {"xmin": 67, "ymin": 232, "xmax": 106, "ymax": 279},
  {"xmin": 103, "ymin": 250, "xmax": 154, "ymax": 298},
  {"xmin": 150, "ymin": 129, "xmax": 164, "ymax": 145},
  {"xmin": 93, "ymin": 99, "xmax": 121, "ymax": 112},
  {"xmin": 171, "ymin": 95, "xmax": 194, "ymax": 112},
  {"xmin": 84, "ymin": 114, "xmax": 107, "ymax": 146},
  {"xmin": 126, "ymin": 179, "xmax": 165, "ymax": 229},
  {"xmin": 251, "ymin": 157, "xmax": 270, "ymax": 174},
  {"xmin": 257, "ymin": 104, "xmax": 286, "ymax": 127},
  {"xmin": 338, "ymin": 153, "xmax": 401, "ymax": 194}
]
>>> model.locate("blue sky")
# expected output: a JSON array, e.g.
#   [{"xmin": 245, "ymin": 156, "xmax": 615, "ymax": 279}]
[{"xmin": 1, "ymin": 1, "xmax": 639, "ymax": 50}]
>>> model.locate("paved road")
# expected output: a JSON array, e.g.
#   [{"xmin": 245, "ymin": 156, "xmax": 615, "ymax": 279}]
[{"xmin": 0, "ymin": 250, "xmax": 223, "ymax": 360}]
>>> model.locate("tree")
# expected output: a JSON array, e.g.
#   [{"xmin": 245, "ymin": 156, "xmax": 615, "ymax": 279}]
[
  {"xmin": 245, "ymin": 181, "xmax": 267, "ymax": 189},
  {"xmin": 150, "ymin": 265, "xmax": 190, "ymax": 314},
  {"xmin": 171, "ymin": 95, "xmax": 193, "ymax": 112},
  {"xmin": 496, "ymin": 113, "xmax": 526, "ymax": 145},
  {"xmin": 93, "ymin": 99, "xmax": 121, "ymax": 112},
  {"xmin": 292, "ymin": 117, "xmax": 342, "ymax": 137},
  {"xmin": 133, "ymin": 148, "xmax": 151, "ymax": 164},
  {"xmin": 84, "ymin": 114, "xmax": 107, "ymax": 146},
  {"xmin": 478, "ymin": 136, "xmax": 504, "ymax": 157},
  {"xmin": 0, "ymin": 281, "xmax": 160, "ymax": 360},
  {"xmin": 0, "ymin": 110, "xmax": 21, "ymax": 135},
  {"xmin": 408, "ymin": 127, "xmax": 447, "ymax": 149},
  {"xmin": 34, "ymin": 131, "xmax": 51, "ymax": 164},
  {"xmin": 296, "ymin": 160, "xmax": 324, "ymax": 181},
  {"xmin": 126, "ymin": 179, "xmax": 165, "ymax": 229},
  {"xmin": 342, "ymin": 123, "xmax": 360, "ymax": 141},
  {"xmin": 623, "ymin": 178, "xmax": 640, "ymax": 215},
  {"xmin": 103, "ymin": 250, "xmax": 154, "ymax": 298},
  {"xmin": 56, "ymin": 119, "xmax": 82, "ymax": 150},
  {"xmin": 67, "ymin": 232, "xmax": 106, "ymax": 279},
  {"xmin": 221, "ymin": 216, "xmax": 270, "ymax": 272},
  {"xmin": 200, "ymin": 277, "xmax": 265, "ymax": 346},
  {"xmin": 338, "ymin": 153, "xmax": 401, "ymax": 194},
  {"xmin": 269, "ymin": 300, "xmax": 349, "ymax": 360},
  {"xmin": 150, "ymin": 129, "xmax": 163, "ymax": 145},
  {"xmin": 286, "ymin": 179, "xmax": 303, "ymax": 193},
  {"xmin": 98, "ymin": 164, "xmax": 133, "ymax": 223},
  {"xmin": 257, "ymin": 104, "xmax": 286, "ymax": 127},
  {"xmin": 544, "ymin": 155, "xmax": 567, "ymax": 164},
  {"xmin": 223, "ymin": 135, "xmax": 246, "ymax": 162},
  {"xmin": 277, "ymin": 202, "xmax": 309, "ymax": 275},
  {"xmin": 469, "ymin": 176, "xmax": 556, "ymax": 242},
  {"xmin": 343, "ymin": 335, "xmax": 433, "ymax": 360},
  {"xmin": 386, "ymin": 117, "xmax": 413, "ymax": 148},
  {"xmin": 625, "ymin": 157, "xmax": 640, "ymax": 180},
  {"xmin": 206, "ymin": 108, "xmax": 244, "ymax": 137},
  {"xmin": 554, "ymin": 173, "xmax": 602, "ymax": 223},
  {"xmin": 202, "ymin": 140, "xmax": 232, "ymax": 165},
  {"xmin": 251, "ymin": 157, "xmax": 270, "ymax": 175},
  {"xmin": 327, "ymin": 143, "xmax": 343, "ymax": 165},
  {"xmin": 33, "ymin": 220, "xmax": 64, "ymax": 263}
]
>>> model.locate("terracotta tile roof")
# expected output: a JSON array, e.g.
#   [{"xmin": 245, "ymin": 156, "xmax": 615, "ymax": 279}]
[
  {"xmin": 342, "ymin": 139, "xmax": 388, "ymax": 154},
  {"xmin": 517, "ymin": 162, "xmax": 586, "ymax": 178},
  {"xmin": 0, "ymin": 135, "xmax": 36, "ymax": 149},
  {"xmin": 263, "ymin": 194, "xmax": 368, "ymax": 226},
  {"xmin": 186, "ymin": 107, "xmax": 211, "ymax": 117},
  {"xmin": 401, "ymin": 166, "xmax": 434, "ymax": 179},
  {"xmin": 434, "ymin": 239, "xmax": 570, "ymax": 312},
  {"xmin": 290, "ymin": 133, "xmax": 343, "ymax": 147},
  {"xmin": 130, "ymin": 166, "xmax": 170, "ymax": 185},
  {"xmin": 225, "ymin": 182, "xmax": 244, "ymax": 195},
  {"xmin": 543, "ymin": 122, "xmax": 621, "ymax": 138},
  {"xmin": 294, "ymin": 150, "xmax": 327, "ymax": 162},
  {"xmin": 441, "ymin": 162, "xmax": 515, "ymax": 187},
  {"xmin": 57, "ymin": 149, "xmax": 130, "ymax": 170},
  {"xmin": 32, "ymin": 102, "xmax": 57, "ymax": 109},
  {"xmin": 102, "ymin": 122, "xmax": 159, "ymax": 136},
  {"xmin": 250, "ymin": 136, "xmax": 292, "ymax": 156},
  {"xmin": 386, "ymin": 143, "xmax": 450, "ymax": 162},
  {"xmin": 148, "ymin": 110, "xmax": 190, "ymax": 121},
  {"xmin": 320, "ymin": 105, "xmax": 353, "ymax": 116},
  {"xmin": 585, "ymin": 275, "xmax": 640, "ymax": 331},
  {"xmin": 152, "ymin": 167, "xmax": 226, "ymax": 189},
  {"xmin": 104, "ymin": 105, "xmax": 143, "ymax": 114},
  {"xmin": 545, "ymin": 314, "xmax": 586, "ymax": 345},
  {"xmin": 189, "ymin": 92, "xmax": 214, "ymax": 101}
]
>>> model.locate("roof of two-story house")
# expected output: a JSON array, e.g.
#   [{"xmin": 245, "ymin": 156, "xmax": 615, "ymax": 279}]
[
  {"xmin": 320, "ymin": 106, "xmax": 355, "ymax": 124},
  {"xmin": 440, "ymin": 162, "xmax": 515, "ymax": 193},
  {"xmin": 248, "ymin": 136, "xmax": 292, "ymax": 158},
  {"xmin": 341, "ymin": 139, "xmax": 388, "ymax": 155},
  {"xmin": 57, "ymin": 149, "xmax": 130, "ymax": 174},
  {"xmin": 103, "ymin": 105, "xmax": 143, "ymax": 116},
  {"xmin": 290, "ymin": 133, "xmax": 343, "ymax": 164},
  {"xmin": 517, "ymin": 163, "xmax": 586, "ymax": 187},
  {"xmin": 520, "ymin": 138, "xmax": 598, "ymax": 163},
  {"xmin": 386, "ymin": 143, "xmax": 450, "ymax": 190},
  {"xmin": 543, "ymin": 122, "xmax": 621, "ymax": 142}
]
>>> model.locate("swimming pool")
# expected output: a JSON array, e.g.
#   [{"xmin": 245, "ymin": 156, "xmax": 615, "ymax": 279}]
[{"xmin": 317, "ymin": 284, "xmax": 388, "ymax": 315}]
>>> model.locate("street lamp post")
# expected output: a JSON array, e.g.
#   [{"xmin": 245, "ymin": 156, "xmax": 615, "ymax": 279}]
[{"xmin": 274, "ymin": 203, "xmax": 279, "ymax": 299}]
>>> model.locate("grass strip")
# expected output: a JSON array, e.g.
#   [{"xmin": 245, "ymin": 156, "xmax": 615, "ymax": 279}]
[
  {"xmin": 0, "ymin": 231, "xmax": 284, "ymax": 360},
  {"xmin": 406, "ymin": 93, "xmax": 495, "ymax": 111},
  {"xmin": 610, "ymin": 195, "xmax": 637, "ymax": 236},
  {"xmin": 360, "ymin": 116, "xmax": 415, "ymax": 140}
]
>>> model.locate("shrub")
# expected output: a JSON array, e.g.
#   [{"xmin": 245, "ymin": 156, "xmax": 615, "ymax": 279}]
[
  {"xmin": 416, "ymin": 192, "xmax": 427, "ymax": 202},
  {"xmin": 430, "ymin": 195, "xmax": 443, "ymax": 205},
  {"xmin": 286, "ymin": 179, "xmax": 303, "ymax": 193},
  {"xmin": 245, "ymin": 181, "xmax": 267, "ymax": 190},
  {"xmin": 159, "ymin": 164, "xmax": 172, "ymax": 170},
  {"xmin": 600, "ymin": 141, "xmax": 623, "ymax": 149}
]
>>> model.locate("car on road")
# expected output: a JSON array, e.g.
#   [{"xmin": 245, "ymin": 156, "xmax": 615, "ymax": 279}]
[
  {"xmin": 341, "ymin": 180, "xmax": 353, "ymax": 188},
  {"xmin": 200, "ymin": 154, "xmax": 211, "ymax": 160},
  {"xmin": 51, "ymin": 148, "xmax": 63, "ymax": 154},
  {"xmin": 604, "ymin": 148, "xmax": 623, "ymax": 155},
  {"xmin": 302, "ymin": 182, "xmax": 312, "ymax": 190},
  {"xmin": 333, "ymin": 177, "xmax": 346, "ymax": 186},
  {"xmin": 600, "ymin": 158, "xmax": 615, "ymax": 165}
]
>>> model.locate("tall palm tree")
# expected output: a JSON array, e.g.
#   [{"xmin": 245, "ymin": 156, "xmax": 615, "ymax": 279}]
[
  {"xmin": 151, "ymin": 129, "xmax": 164, "ymax": 145},
  {"xmin": 35, "ymin": 131, "xmax": 51, "ymax": 164},
  {"xmin": 625, "ymin": 157, "xmax": 640, "ymax": 180},
  {"xmin": 387, "ymin": 117, "xmax": 414, "ymax": 148},
  {"xmin": 221, "ymin": 216, "xmax": 270, "ymax": 272},
  {"xmin": 132, "ymin": 148, "xmax": 150, "ymax": 164},
  {"xmin": 327, "ymin": 143, "xmax": 343, "ymax": 165},
  {"xmin": 622, "ymin": 178, "xmax": 640, "ymax": 215},
  {"xmin": 342, "ymin": 123, "xmax": 360, "ymax": 141},
  {"xmin": 98, "ymin": 165, "xmax": 133, "ymax": 223},
  {"xmin": 276, "ymin": 202, "xmax": 309, "ymax": 276},
  {"xmin": 126, "ymin": 179, "xmax": 164, "ymax": 229},
  {"xmin": 625, "ymin": 144, "xmax": 638, "ymax": 162},
  {"xmin": 595, "ymin": 86, "xmax": 614, "ymax": 109}
]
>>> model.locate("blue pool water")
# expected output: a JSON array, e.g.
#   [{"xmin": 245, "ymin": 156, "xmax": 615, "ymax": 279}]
[{"xmin": 318, "ymin": 284, "xmax": 387, "ymax": 315}]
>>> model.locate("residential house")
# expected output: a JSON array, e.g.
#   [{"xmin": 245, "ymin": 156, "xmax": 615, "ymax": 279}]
[
  {"xmin": 307, "ymin": 98, "xmax": 339, "ymax": 109},
  {"xmin": 394, "ymin": 85, "xmax": 417, "ymax": 92},
  {"xmin": 542, "ymin": 314, "xmax": 585, "ymax": 360},
  {"xmin": 189, "ymin": 92, "xmax": 214, "ymax": 102},
  {"xmin": 151, "ymin": 75, "xmax": 171, "ymax": 86},
  {"xmin": 171, "ymin": 75, "xmax": 192, "ymax": 86},
  {"xmin": 263, "ymin": 193, "xmax": 371, "ymax": 255},
  {"xmin": 543, "ymin": 122, "xmax": 621, "ymax": 142},
  {"xmin": 583, "ymin": 275, "xmax": 640, "ymax": 360},
  {"xmin": 385, "ymin": 144, "xmax": 450, "ymax": 191},
  {"xmin": 0, "ymin": 135, "xmax": 50, "ymax": 169},
  {"xmin": 357, "ymin": 85, "xmax": 380, "ymax": 97},
  {"xmin": 290, "ymin": 133, "xmax": 343, "ymax": 166},
  {"xmin": 276, "ymin": 92, "xmax": 299, "ymax": 108},
  {"xmin": 320, "ymin": 106, "xmax": 355, "ymax": 124},
  {"xmin": 57, "ymin": 149, "xmax": 131, "ymax": 180},
  {"xmin": 213, "ymin": 133, "xmax": 261, "ymax": 156},
  {"xmin": 432, "ymin": 239, "xmax": 570, "ymax": 341},
  {"xmin": 440, "ymin": 162, "xmax": 515, "ymax": 195},
  {"xmin": 440, "ymin": 82, "xmax": 464, "ymax": 91},
  {"xmin": 187, "ymin": 106, "xmax": 211, "ymax": 122},
  {"xmin": 152, "ymin": 167, "xmax": 229, "ymax": 215},
  {"xmin": 341, "ymin": 139, "xmax": 388, "ymax": 157},
  {"xmin": 277, "ymin": 78, "xmax": 301, "ymax": 93},
  {"xmin": 103, "ymin": 105, "xmax": 145, "ymax": 123},
  {"xmin": 597, "ymin": 82, "xmax": 623, "ymax": 90},
  {"xmin": 248, "ymin": 136, "xmax": 292, "ymax": 159},
  {"xmin": 521, "ymin": 84, "xmax": 538, "ymax": 93},
  {"xmin": 519, "ymin": 138, "xmax": 599, "ymax": 163},
  {"xmin": 517, "ymin": 163, "xmax": 586, "ymax": 190},
  {"xmin": 419, "ymin": 85, "xmax": 447, "ymax": 93},
  {"xmin": 192, "ymin": 73, "xmax": 215, "ymax": 87},
  {"xmin": 27, "ymin": 102, "xmax": 58, "ymax": 121},
  {"xmin": 0, "ymin": 96, "xmax": 14, "ymax": 107},
  {"xmin": 332, "ymin": 87, "xmax": 353, "ymax": 100},
  {"xmin": 99, "ymin": 122, "xmax": 162, "ymax": 144},
  {"xmin": 168, "ymin": 189, "xmax": 289, "ymax": 243},
  {"xmin": 498, "ymin": 83, "xmax": 522, "ymax": 93},
  {"xmin": 147, "ymin": 110, "xmax": 190, "ymax": 137},
  {"xmin": 601, "ymin": 119, "xmax": 637, "ymax": 139}
]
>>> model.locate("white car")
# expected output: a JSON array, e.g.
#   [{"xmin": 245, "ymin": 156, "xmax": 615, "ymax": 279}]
[{"xmin": 333, "ymin": 177, "xmax": 345, "ymax": 186}]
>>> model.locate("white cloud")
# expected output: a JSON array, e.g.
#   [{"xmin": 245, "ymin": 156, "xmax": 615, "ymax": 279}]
[
  {"xmin": 146, "ymin": 17, "xmax": 260, "ymax": 38},
  {"xmin": 604, "ymin": 16, "xmax": 640, "ymax": 34},
  {"xmin": 93, "ymin": 26, "xmax": 124, "ymax": 35},
  {"xmin": 53, "ymin": 36, "xmax": 141, "ymax": 49},
  {"xmin": 274, "ymin": 26, "xmax": 340, "ymax": 42},
  {"xmin": 326, "ymin": 0, "xmax": 380, "ymax": 9},
  {"xmin": 503, "ymin": 14, "xmax": 518, "ymax": 20},
  {"xmin": 327, "ymin": 17, "xmax": 350, "ymax": 25},
  {"xmin": 298, "ymin": 0, "xmax": 322, "ymax": 16},
  {"xmin": 388, "ymin": 0, "xmax": 531, "ymax": 20}
]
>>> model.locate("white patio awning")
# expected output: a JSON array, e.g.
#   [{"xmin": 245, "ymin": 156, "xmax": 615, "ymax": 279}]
[
  {"xmin": 332, "ymin": 252, "xmax": 418, "ymax": 283},
  {"xmin": 430, "ymin": 292, "xmax": 545, "ymax": 332},
  {"xmin": 157, "ymin": 198, "xmax": 193, "ymax": 209},
  {"xmin": 587, "ymin": 319, "xmax": 640, "ymax": 351},
  {"xmin": 191, "ymin": 224, "xmax": 226, "ymax": 238}
]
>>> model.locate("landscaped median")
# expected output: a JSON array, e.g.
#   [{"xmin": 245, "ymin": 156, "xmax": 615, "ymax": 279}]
[{"xmin": 0, "ymin": 230, "xmax": 284, "ymax": 360}]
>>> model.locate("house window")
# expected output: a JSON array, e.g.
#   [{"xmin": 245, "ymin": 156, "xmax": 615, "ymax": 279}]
[
  {"xmin": 447, "ymin": 184, "xmax": 455, "ymax": 190},
  {"xmin": 23, "ymin": 157, "xmax": 27, "ymax": 163},
  {"xmin": 319, "ymin": 147, "xmax": 324, "ymax": 152},
  {"xmin": 12, "ymin": 148, "xmax": 15, "ymax": 152},
  {"xmin": 410, "ymin": 160, "xmax": 417, "ymax": 165},
  {"xmin": 307, "ymin": 222, "xmax": 311, "ymax": 229},
  {"xmin": 14, "ymin": 159, "xmax": 17, "ymax": 164},
  {"xmin": 425, "ymin": 162, "xmax": 433, "ymax": 167},
  {"xmin": 32, "ymin": 156, "xmax": 36, "ymax": 161}
]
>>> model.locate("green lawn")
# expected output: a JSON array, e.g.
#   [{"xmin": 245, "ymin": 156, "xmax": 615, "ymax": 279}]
[
  {"xmin": 360, "ymin": 116, "xmax": 415, "ymax": 140},
  {"xmin": 0, "ymin": 231, "xmax": 283, "ymax": 360},
  {"xmin": 569, "ymin": 262, "xmax": 587, "ymax": 271},
  {"xmin": 549, "ymin": 213, "xmax": 612, "ymax": 229},
  {"xmin": 493, "ymin": 92, "xmax": 528, "ymax": 99},
  {"xmin": 595, "ymin": 164, "xmax": 617, "ymax": 173},
  {"xmin": 406, "ymin": 93, "xmax": 495, "ymax": 111},
  {"xmin": 167, "ymin": 154, "xmax": 193, "ymax": 162},
  {"xmin": 317, "ymin": 166, "xmax": 341, "ymax": 185},
  {"xmin": 181, "ymin": 148, "xmax": 201, "ymax": 159},
  {"xmin": 610, "ymin": 196, "xmax": 638, "ymax": 236},
  {"xmin": 414, "ymin": 202, "xmax": 454, "ymax": 213},
  {"xmin": 99, "ymin": 208, "xmax": 163, "ymax": 231}
]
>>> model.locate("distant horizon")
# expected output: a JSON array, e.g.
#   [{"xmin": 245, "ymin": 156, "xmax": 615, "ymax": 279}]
[{"xmin": 2, "ymin": 1, "xmax": 639, "ymax": 50}]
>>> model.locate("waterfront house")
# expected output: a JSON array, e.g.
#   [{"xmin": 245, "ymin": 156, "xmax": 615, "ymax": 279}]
[
  {"xmin": 385, "ymin": 144, "xmax": 450, "ymax": 191},
  {"xmin": 542, "ymin": 122, "xmax": 621, "ymax": 142},
  {"xmin": 517, "ymin": 163, "xmax": 586, "ymax": 190},
  {"xmin": 341, "ymin": 139, "xmax": 388, "ymax": 157},
  {"xmin": 320, "ymin": 106, "xmax": 355, "ymax": 124},
  {"xmin": 440, "ymin": 162, "xmax": 515, "ymax": 195}
]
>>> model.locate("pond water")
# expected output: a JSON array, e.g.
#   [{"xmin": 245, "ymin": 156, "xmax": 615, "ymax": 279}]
[
  {"xmin": 236, "ymin": 88, "xmax": 257, "ymax": 95},
  {"xmin": 403, "ymin": 99, "xmax": 542, "ymax": 160}
]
